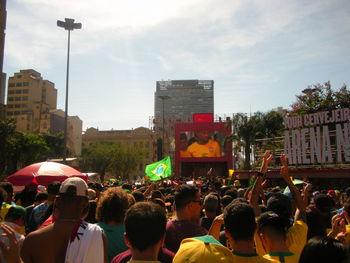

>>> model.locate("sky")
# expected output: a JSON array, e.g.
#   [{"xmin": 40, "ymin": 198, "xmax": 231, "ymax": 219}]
[{"xmin": 4, "ymin": 0, "xmax": 350, "ymax": 131}]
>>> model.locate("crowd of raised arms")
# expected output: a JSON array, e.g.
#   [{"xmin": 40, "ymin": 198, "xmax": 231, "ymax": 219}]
[{"xmin": 0, "ymin": 150, "xmax": 349, "ymax": 263}]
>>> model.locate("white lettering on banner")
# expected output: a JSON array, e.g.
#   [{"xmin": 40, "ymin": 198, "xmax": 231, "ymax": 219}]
[
  {"xmin": 292, "ymin": 130, "xmax": 302, "ymax": 164},
  {"xmin": 301, "ymin": 128, "xmax": 310, "ymax": 164},
  {"xmin": 309, "ymin": 127, "xmax": 322, "ymax": 163},
  {"xmin": 283, "ymin": 108, "xmax": 350, "ymax": 165},
  {"xmin": 321, "ymin": 125, "xmax": 333, "ymax": 163},
  {"xmin": 284, "ymin": 123, "xmax": 350, "ymax": 164},
  {"xmin": 336, "ymin": 123, "xmax": 350, "ymax": 162},
  {"xmin": 285, "ymin": 108, "xmax": 350, "ymax": 129}
]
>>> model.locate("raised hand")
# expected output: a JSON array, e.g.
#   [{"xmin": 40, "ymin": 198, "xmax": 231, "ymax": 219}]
[{"xmin": 260, "ymin": 150, "xmax": 273, "ymax": 174}]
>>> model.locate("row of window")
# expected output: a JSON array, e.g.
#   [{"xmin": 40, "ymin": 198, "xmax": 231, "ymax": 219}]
[
  {"xmin": 8, "ymin": 89, "xmax": 29, "ymax": 94},
  {"xmin": 8, "ymin": 96, "xmax": 28, "ymax": 102},
  {"xmin": 8, "ymin": 82, "xmax": 29, "ymax": 88},
  {"xmin": 7, "ymin": 104, "xmax": 28, "ymax": 108},
  {"xmin": 7, "ymin": 111, "xmax": 30, "ymax": 116}
]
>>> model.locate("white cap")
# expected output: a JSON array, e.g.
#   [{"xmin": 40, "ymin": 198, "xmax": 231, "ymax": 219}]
[{"xmin": 59, "ymin": 177, "xmax": 88, "ymax": 197}]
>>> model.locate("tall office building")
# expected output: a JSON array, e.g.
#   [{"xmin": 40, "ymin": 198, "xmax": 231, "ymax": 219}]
[
  {"xmin": 154, "ymin": 79, "xmax": 214, "ymax": 132},
  {"xmin": 154, "ymin": 79, "xmax": 214, "ymax": 158},
  {"xmin": 6, "ymin": 69, "xmax": 57, "ymax": 133}
]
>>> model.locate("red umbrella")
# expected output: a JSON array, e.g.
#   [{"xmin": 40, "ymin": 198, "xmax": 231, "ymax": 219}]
[{"xmin": 7, "ymin": 161, "xmax": 87, "ymax": 186}]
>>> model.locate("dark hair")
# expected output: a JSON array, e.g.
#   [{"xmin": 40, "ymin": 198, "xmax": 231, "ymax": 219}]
[
  {"xmin": 257, "ymin": 212, "xmax": 287, "ymax": 239},
  {"xmin": 203, "ymin": 194, "xmax": 219, "ymax": 213},
  {"xmin": 0, "ymin": 182, "xmax": 13, "ymax": 199},
  {"xmin": 151, "ymin": 190, "xmax": 163, "ymax": 200},
  {"xmin": 224, "ymin": 202, "xmax": 256, "ymax": 241},
  {"xmin": 0, "ymin": 188, "xmax": 6, "ymax": 205},
  {"xmin": 299, "ymin": 236, "xmax": 349, "ymax": 263},
  {"xmin": 125, "ymin": 202, "xmax": 166, "ymax": 251},
  {"xmin": 225, "ymin": 189, "xmax": 238, "ymax": 200},
  {"xmin": 314, "ymin": 194, "xmax": 335, "ymax": 212},
  {"xmin": 266, "ymin": 193, "xmax": 292, "ymax": 227},
  {"xmin": 174, "ymin": 184, "xmax": 198, "ymax": 211},
  {"xmin": 47, "ymin": 181, "xmax": 61, "ymax": 195},
  {"xmin": 96, "ymin": 187, "xmax": 131, "ymax": 223},
  {"xmin": 35, "ymin": 192, "xmax": 48, "ymax": 202},
  {"xmin": 221, "ymin": 195, "xmax": 233, "ymax": 208},
  {"xmin": 132, "ymin": 191, "xmax": 145, "ymax": 202}
]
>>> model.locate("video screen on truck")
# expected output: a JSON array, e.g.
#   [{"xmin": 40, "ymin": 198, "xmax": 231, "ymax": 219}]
[{"xmin": 178, "ymin": 130, "xmax": 227, "ymax": 158}]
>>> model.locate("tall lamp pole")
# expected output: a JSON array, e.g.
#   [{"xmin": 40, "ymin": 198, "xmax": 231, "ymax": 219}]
[
  {"xmin": 57, "ymin": 18, "xmax": 82, "ymax": 163},
  {"xmin": 157, "ymin": 95, "xmax": 170, "ymax": 159}
]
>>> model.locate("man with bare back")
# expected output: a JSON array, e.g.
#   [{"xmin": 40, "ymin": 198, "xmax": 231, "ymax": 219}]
[{"xmin": 20, "ymin": 177, "xmax": 107, "ymax": 263}]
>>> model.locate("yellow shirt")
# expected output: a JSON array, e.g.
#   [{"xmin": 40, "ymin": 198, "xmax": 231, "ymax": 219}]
[
  {"xmin": 263, "ymin": 252, "xmax": 298, "ymax": 263},
  {"xmin": 232, "ymin": 251, "xmax": 277, "ymax": 263},
  {"xmin": 0, "ymin": 203, "xmax": 12, "ymax": 222},
  {"xmin": 180, "ymin": 149, "xmax": 192, "ymax": 157},
  {"xmin": 255, "ymin": 220, "xmax": 307, "ymax": 262},
  {"xmin": 187, "ymin": 140, "xmax": 221, "ymax": 157}
]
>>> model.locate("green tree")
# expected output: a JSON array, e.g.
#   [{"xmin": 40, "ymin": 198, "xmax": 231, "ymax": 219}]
[
  {"xmin": 81, "ymin": 141, "xmax": 145, "ymax": 181},
  {"xmin": 290, "ymin": 81, "xmax": 350, "ymax": 115},
  {"xmin": 80, "ymin": 142, "xmax": 114, "ymax": 177},
  {"xmin": 232, "ymin": 113, "xmax": 265, "ymax": 170},
  {"xmin": 41, "ymin": 133, "xmax": 64, "ymax": 159},
  {"xmin": 0, "ymin": 119, "xmax": 17, "ymax": 176},
  {"xmin": 109, "ymin": 145, "xmax": 144, "ymax": 180}
]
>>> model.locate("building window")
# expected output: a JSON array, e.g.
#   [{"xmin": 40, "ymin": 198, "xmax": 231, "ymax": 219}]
[
  {"xmin": 8, "ymin": 90, "xmax": 14, "ymax": 94},
  {"xmin": 15, "ymin": 90, "xmax": 22, "ymax": 94},
  {"xmin": 23, "ymin": 82, "xmax": 29, "ymax": 86},
  {"xmin": 14, "ymin": 111, "xmax": 20, "ymax": 115},
  {"xmin": 14, "ymin": 104, "xmax": 20, "ymax": 108},
  {"xmin": 8, "ymin": 83, "xmax": 15, "ymax": 87},
  {"xmin": 21, "ymin": 104, "xmax": 28, "ymax": 108},
  {"xmin": 7, "ymin": 112, "xmax": 13, "ymax": 116},
  {"xmin": 16, "ymin": 82, "xmax": 23, "ymax": 87},
  {"xmin": 22, "ymin": 96, "xmax": 28, "ymax": 101},
  {"xmin": 15, "ymin": 97, "xmax": 21, "ymax": 101},
  {"xmin": 8, "ymin": 97, "xmax": 14, "ymax": 102},
  {"xmin": 7, "ymin": 104, "xmax": 13, "ymax": 108},
  {"xmin": 23, "ymin": 89, "xmax": 29, "ymax": 94},
  {"xmin": 16, "ymin": 75, "xmax": 22, "ymax": 79}
]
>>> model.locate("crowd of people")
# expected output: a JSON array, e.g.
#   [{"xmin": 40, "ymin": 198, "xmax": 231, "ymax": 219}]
[{"xmin": 0, "ymin": 150, "xmax": 349, "ymax": 262}]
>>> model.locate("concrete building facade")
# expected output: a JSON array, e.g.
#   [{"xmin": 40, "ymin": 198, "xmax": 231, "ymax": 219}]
[
  {"xmin": 6, "ymin": 69, "xmax": 57, "ymax": 133},
  {"xmin": 5, "ymin": 69, "xmax": 82, "ymax": 156},
  {"xmin": 82, "ymin": 127, "xmax": 155, "ymax": 179}
]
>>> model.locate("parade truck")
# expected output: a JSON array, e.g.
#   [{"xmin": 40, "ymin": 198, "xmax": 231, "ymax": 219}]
[{"xmin": 174, "ymin": 114, "xmax": 233, "ymax": 178}]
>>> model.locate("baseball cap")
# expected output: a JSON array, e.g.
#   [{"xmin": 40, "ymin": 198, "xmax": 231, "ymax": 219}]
[
  {"xmin": 59, "ymin": 177, "xmax": 88, "ymax": 197},
  {"xmin": 173, "ymin": 235, "xmax": 233, "ymax": 263}
]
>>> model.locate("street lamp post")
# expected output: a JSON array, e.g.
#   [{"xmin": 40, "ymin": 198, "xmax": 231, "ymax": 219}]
[
  {"xmin": 57, "ymin": 18, "xmax": 82, "ymax": 163},
  {"xmin": 157, "ymin": 95, "xmax": 170, "ymax": 159}
]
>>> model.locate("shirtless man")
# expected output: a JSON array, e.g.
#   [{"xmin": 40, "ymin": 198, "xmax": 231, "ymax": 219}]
[{"xmin": 20, "ymin": 177, "xmax": 107, "ymax": 263}]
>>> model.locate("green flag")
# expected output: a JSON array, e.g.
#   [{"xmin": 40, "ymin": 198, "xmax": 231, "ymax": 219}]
[{"xmin": 145, "ymin": 156, "xmax": 172, "ymax": 181}]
